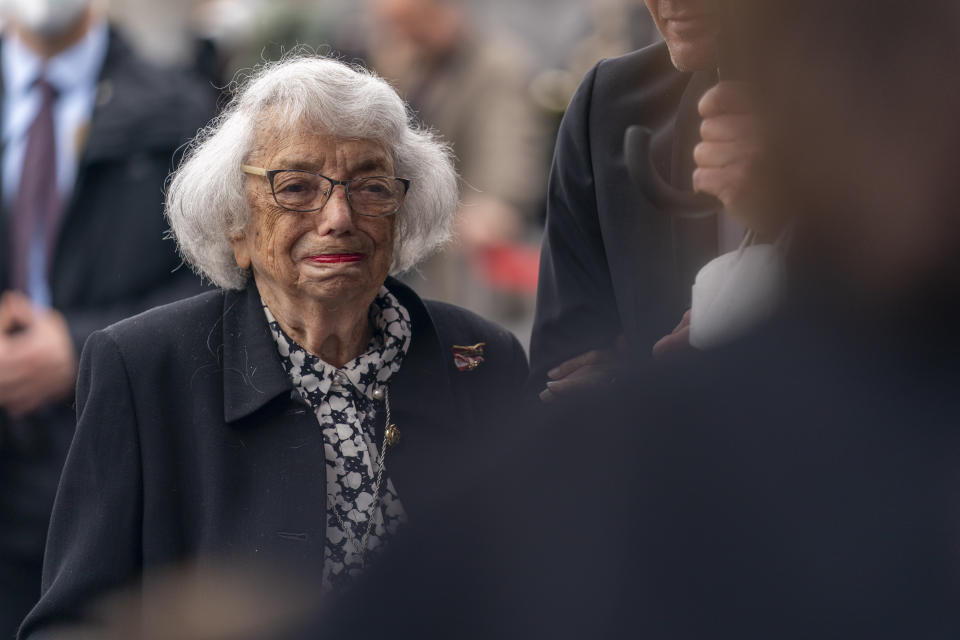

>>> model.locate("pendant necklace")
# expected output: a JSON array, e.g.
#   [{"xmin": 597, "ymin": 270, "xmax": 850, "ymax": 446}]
[{"xmin": 330, "ymin": 385, "xmax": 400, "ymax": 567}]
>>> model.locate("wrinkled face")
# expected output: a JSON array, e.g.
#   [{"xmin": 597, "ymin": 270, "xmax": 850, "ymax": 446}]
[
  {"xmin": 644, "ymin": 0, "xmax": 720, "ymax": 71},
  {"xmin": 232, "ymin": 122, "xmax": 397, "ymax": 309}
]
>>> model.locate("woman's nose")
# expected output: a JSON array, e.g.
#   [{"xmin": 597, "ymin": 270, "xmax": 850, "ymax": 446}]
[{"xmin": 316, "ymin": 186, "xmax": 355, "ymax": 235}]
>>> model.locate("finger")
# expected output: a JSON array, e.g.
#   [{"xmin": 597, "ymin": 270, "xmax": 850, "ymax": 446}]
[
  {"xmin": 545, "ymin": 377, "xmax": 603, "ymax": 396},
  {"xmin": 545, "ymin": 378, "xmax": 582, "ymax": 396},
  {"xmin": 700, "ymin": 114, "xmax": 758, "ymax": 143},
  {"xmin": 692, "ymin": 165, "xmax": 747, "ymax": 207},
  {"xmin": 545, "ymin": 366, "xmax": 615, "ymax": 395},
  {"xmin": 694, "ymin": 140, "xmax": 759, "ymax": 169},
  {"xmin": 0, "ymin": 293, "xmax": 17, "ymax": 332},
  {"xmin": 547, "ymin": 349, "xmax": 610, "ymax": 380},
  {"xmin": 0, "ymin": 370, "xmax": 33, "ymax": 409},
  {"xmin": 671, "ymin": 310, "xmax": 692, "ymax": 334},
  {"xmin": 0, "ymin": 375, "xmax": 28, "ymax": 405},
  {"xmin": 0, "ymin": 291, "xmax": 36, "ymax": 334},
  {"xmin": 698, "ymin": 81, "xmax": 755, "ymax": 118},
  {"xmin": 0, "ymin": 346, "xmax": 26, "ymax": 388},
  {"xmin": 0, "ymin": 328, "xmax": 46, "ymax": 393},
  {"xmin": 1, "ymin": 290, "xmax": 34, "ymax": 315},
  {"xmin": 652, "ymin": 326, "xmax": 692, "ymax": 360},
  {"xmin": 539, "ymin": 388, "xmax": 556, "ymax": 404}
]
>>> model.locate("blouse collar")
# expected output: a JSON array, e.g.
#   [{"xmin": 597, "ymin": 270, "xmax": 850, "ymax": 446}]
[{"xmin": 264, "ymin": 287, "xmax": 413, "ymax": 401}]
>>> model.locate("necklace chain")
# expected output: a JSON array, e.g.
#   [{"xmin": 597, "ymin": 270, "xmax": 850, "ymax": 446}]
[{"xmin": 330, "ymin": 387, "xmax": 393, "ymax": 567}]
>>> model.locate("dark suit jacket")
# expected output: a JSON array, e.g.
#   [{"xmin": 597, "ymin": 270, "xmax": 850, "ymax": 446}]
[
  {"xmin": 0, "ymin": 30, "xmax": 213, "ymax": 564},
  {"xmin": 19, "ymin": 277, "xmax": 528, "ymax": 638},
  {"xmin": 530, "ymin": 42, "xmax": 719, "ymax": 389}
]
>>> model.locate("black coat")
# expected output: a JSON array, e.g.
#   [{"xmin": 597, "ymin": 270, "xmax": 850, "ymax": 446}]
[
  {"xmin": 0, "ymin": 25, "xmax": 212, "ymax": 613},
  {"xmin": 19, "ymin": 278, "xmax": 528, "ymax": 638},
  {"xmin": 529, "ymin": 42, "xmax": 719, "ymax": 389}
]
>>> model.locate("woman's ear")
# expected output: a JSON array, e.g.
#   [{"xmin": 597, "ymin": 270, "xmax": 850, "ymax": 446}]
[{"xmin": 229, "ymin": 233, "xmax": 252, "ymax": 270}]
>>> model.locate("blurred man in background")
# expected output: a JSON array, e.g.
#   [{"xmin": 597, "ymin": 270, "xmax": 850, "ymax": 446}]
[
  {"xmin": 0, "ymin": 0, "xmax": 212, "ymax": 634},
  {"xmin": 368, "ymin": 0, "xmax": 550, "ymax": 334}
]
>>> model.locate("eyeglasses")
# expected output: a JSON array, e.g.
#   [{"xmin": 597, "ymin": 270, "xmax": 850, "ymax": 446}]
[{"xmin": 241, "ymin": 165, "xmax": 411, "ymax": 217}]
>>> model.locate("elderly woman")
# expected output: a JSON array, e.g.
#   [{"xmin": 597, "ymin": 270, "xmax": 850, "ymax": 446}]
[{"xmin": 20, "ymin": 55, "xmax": 527, "ymax": 636}]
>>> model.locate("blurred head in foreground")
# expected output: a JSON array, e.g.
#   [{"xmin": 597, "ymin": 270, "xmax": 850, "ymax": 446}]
[{"xmin": 742, "ymin": 0, "xmax": 960, "ymax": 307}]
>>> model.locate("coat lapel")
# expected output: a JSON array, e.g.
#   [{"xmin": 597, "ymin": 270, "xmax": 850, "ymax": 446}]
[
  {"xmin": 214, "ymin": 281, "xmax": 328, "ymax": 572},
  {"xmin": 374, "ymin": 278, "xmax": 461, "ymax": 516},
  {"xmin": 605, "ymin": 64, "xmax": 722, "ymax": 350},
  {"xmin": 220, "ymin": 281, "xmax": 295, "ymax": 423},
  {"xmin": 600, "ymin": 48, "xmax": 694, "ymax": 349}
]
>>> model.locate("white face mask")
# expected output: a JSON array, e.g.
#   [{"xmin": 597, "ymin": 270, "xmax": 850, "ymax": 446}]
[
  {"xmin": 6, "ymin": 0, "xmax": 92, "ymax": 39},
  {"xmin": 689, "ymin": 233, "xmax": 788, "ymax": 350}
]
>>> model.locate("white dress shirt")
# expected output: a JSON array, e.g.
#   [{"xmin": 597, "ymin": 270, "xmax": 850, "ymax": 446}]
[{"xmin": 2, "ymin": 21, "xmax": 109, "ymax": 306}]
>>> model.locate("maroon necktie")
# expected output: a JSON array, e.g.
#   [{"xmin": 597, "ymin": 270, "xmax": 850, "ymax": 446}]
[{"xmin": 9, "ymin": 77, "xmax": 61, "ymax": 294}]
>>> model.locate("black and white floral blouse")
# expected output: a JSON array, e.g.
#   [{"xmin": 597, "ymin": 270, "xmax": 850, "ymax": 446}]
[{"xmin": 264, "ymin": 287, "xmax": 412, "ymax": 591}]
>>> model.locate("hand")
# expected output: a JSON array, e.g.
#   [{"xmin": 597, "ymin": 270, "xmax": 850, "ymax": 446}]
[
  {"xmin": 0, "ymin": 294, "xmax": 77, "ymax": 419},
  {"xmin": 0, "ymin": 290, "xmax": 35, "ymax": 334},
  {"xmin": 652, "ymin": 310, "xmax": 693, "ymax": 360},
  {"xmin": 540, "ymin": 337, "xmax": 625, "ymax": 403},
  {"xmin": 693, "ymin": 82, "xmax": 781, "ymax": 236}
]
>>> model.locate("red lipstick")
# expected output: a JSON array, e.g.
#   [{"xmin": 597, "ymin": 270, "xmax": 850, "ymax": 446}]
[{"xmin": 307, "ymin": 253, "xmax": 365, "ymax": 264}]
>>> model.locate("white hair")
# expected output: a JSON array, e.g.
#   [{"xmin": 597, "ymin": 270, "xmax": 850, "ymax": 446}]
[{"xmin": 166, "ymin": 54, "xmax": 458, "ymax": 290}]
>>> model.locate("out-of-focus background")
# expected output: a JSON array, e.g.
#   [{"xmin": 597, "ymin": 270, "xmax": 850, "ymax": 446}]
[{"xmin": 107, "ymin": 0, "xmax": 659, "ymax": 346}]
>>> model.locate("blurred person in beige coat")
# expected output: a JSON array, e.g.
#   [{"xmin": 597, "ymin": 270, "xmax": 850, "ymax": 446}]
[{"xmin": 368, "ymin": 0, "xmax": 550, "ymax": 327}]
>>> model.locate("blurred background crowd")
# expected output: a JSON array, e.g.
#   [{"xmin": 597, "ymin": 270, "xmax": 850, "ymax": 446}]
[{"xmin": 105, "ymin": 0, "xmax": 660, "ymax": 343}]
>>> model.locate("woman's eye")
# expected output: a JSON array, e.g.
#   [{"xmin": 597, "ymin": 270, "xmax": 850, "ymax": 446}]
[
  {"xmin": 278, "ymin": 181, "xmax": 310, "ymax": 194},
  {"xmin": 357, "ymin": 180, "xmax": 390, "ymax": 195}
]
